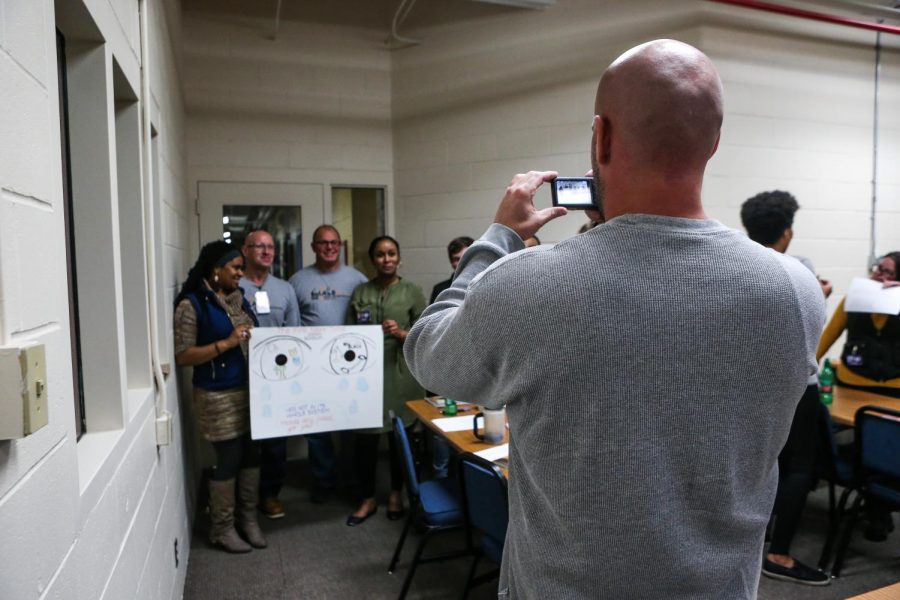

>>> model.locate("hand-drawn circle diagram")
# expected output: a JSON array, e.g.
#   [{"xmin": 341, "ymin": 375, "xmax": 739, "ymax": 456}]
[
  {"xmin": 326, "ymin": 334, "xmax": 371, "ymax": 375},
  {"xmin": 253, "ymin": 335, "xmax": 311, "ymax": 381}
]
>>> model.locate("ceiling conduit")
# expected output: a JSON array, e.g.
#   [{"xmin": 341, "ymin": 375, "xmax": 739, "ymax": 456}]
[{"xmin": 709, "ymin": 0, "xmax": 897, "ymax": 265}]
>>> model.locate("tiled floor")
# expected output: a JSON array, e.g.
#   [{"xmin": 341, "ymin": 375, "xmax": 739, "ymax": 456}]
[{"xmin": 183, "ymin": 460, "xmax": 900, "ymax": 599}]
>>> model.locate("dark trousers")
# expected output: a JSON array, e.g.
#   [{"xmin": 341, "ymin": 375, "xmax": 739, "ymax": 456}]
[
  {"xmin": 259, "ymin": 433, "xmax": 339, "ymax": 498},
  {"xmin": 211, "ymin": 434, "xmax": 260, "ymax": 481},
  {"xmin": 306, "ymin": 431, "xmax": 337, "ymax": 489},
  {"xmin": 355, "ymin": 430, "xmax": 407, "ymax": 499},
  {"xmin": 769, "ymin": 384, "xmax": 819, "ymax": 555},
  {"xmin": 259, "ymin": 437, "xmax": 288, "ymax": 498}
]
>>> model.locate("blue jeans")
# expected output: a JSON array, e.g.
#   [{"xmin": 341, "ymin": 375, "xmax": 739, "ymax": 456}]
[{"xmin": 432, "ymin": 434, "xmax": 451, "ymax": 479}]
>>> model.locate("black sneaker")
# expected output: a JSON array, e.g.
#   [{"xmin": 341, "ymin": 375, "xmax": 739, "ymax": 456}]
[{"xmin": 762, "ymin": 559, "xmax": 830, "ymax": 586}]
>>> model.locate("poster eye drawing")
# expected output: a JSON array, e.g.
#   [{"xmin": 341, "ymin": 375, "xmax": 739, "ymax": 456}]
[
  {"xmin": 327, "ymin": 334, "xmax": 371, "ymax": 374},
  {"xmin": 254, "ymin": 335, "xmax": 311, "ymax": 381}
]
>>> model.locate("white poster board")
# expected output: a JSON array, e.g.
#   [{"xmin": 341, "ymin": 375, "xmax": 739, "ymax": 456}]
[
  {"xmin": 845, "ymin": 277, "xmax": 900, "ymax": 315},
  {"xmin": 249, "ymin": 325, "xmax": 383, "ymax": 440}
]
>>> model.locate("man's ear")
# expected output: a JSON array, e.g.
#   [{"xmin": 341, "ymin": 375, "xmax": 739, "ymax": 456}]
[
  {"xmin": 599, "ymin": 115, "xmax": 612, "ymax": 165},
  {"xmin": 776, "ymin": 227, "xmax": 793, "ymax": 252},
  {"xmin": 710, "ymin": 132, "xmax": 721, "ymax": 158}
]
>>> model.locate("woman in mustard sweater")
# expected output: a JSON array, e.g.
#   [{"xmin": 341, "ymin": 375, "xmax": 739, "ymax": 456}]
[{"xmin": 817, "ymin": 251, "xmax": 900, "ymax": 397}]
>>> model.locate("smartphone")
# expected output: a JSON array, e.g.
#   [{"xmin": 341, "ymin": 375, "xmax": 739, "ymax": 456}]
[{"xmin": 550, "ymin": 177, "xmax": 597, "ymax": 209}]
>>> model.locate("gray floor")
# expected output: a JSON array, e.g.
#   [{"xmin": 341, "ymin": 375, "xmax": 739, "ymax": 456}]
[{"xmin": 183, "ymin": 459, "xmax": 900, "ymax": 599}]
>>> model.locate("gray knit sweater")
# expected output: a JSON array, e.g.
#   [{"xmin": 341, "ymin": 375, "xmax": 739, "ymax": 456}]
[{"xmin": 405, "ymin": 215, "xmax": 825, "ymax": 599}]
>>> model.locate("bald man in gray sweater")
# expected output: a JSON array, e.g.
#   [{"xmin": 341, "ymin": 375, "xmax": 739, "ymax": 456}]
[{"xmin": 405, "ymin": 40, "xmax": 825, "ymax": 599}]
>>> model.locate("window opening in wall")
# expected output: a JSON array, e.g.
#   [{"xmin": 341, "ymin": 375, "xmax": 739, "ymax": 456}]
[
  {"xmin": 222, "ymin": 205, "xmax": 302, "ymax": 281},
  {"xmin": 113, "ymin": 59, "xmax": 153, "ymax": 405},
  {"xmin": 331, "ymin": 187, "xmax": 385, "ymax": 279},
  {"xmin": 56, "ymin": 29, "xmax": 87, "ymax": 439}
]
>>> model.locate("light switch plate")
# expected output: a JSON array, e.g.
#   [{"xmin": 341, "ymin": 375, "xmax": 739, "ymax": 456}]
[{"xmin": 0, "ymin": 343, "xmax": 48, "ymax": 439}]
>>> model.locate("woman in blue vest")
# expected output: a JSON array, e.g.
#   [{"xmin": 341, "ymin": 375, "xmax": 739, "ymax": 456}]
[{"xmin": 174, "ymin": 240, "xmax": 265, "ymax": 553}]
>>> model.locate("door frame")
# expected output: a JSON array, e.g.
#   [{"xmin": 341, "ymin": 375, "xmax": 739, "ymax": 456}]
[{"xmin": 197, "ymin": 181, "xmax": 326, "ymax": 269}]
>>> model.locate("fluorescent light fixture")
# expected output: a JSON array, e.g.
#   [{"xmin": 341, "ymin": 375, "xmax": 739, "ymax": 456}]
[
  {"xmin": 223, "ymin": 231, "xmax": 231, "ymax": 238},
  {"xmin": 468, "ymin": 0, "xmax": 555, "ymax": 8},
  {"xmin": 223, "ymin": 216, "xmax": 230, "ymax": 224},
  {"xmin": 225, "ymin": 238, "xmax": 232, "ymax": 244}
]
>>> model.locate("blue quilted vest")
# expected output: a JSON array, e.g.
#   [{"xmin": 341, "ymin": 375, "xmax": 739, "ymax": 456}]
[{"xmin": 186, "ymin": 289, "xmax": 257, "ymax": 391}]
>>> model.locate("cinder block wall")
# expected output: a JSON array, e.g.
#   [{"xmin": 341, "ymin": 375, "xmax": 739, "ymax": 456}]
[
  {"xmin": 183, "ymin": 13, "xmax": 395, "ymax": 241},
  {"xmin": 390, "ymin": 2, "xmax": 900, "ymax": 359},
  {"xmin": 0, "ymin": 0, "xmax": 192, "ymax": 598}
]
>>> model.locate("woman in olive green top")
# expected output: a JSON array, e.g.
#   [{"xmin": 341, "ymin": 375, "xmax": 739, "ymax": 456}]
[{"xmin": 345, "ymin": 236, "xmax": 426, "ymax": 526}]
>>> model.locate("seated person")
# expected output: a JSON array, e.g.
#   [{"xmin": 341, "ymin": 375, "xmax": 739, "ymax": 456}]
[
  {"xmin": 817, "ymin": 252, "xmax": 900, "ymax": 398},
  {"xmin": 429, "ymin": 236, "xmax": 473, "ymax": 477}
]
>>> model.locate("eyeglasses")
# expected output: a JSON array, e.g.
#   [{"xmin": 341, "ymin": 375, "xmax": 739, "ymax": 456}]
[
  {"xmin": 314, "ymin": 240, "xmax": 342, "ymax": 247},
  {"xmin": 872, "ymin": 264, "xmax": 896, "ymax": 278},
  {"xmin": 246, "ymin": 243, "xmax": 275, "ymax": 251}
]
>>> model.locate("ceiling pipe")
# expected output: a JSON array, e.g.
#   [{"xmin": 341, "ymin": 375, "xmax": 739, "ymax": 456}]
[
  {"xmin": 386, "ymin": 0, "xmax": 422, "ymax": 48},
  {"xmin": 869, "ymin": 30, "xmax": 881, "ymax": 267},
  {"xmin": 708, "ymin": 0, "xmax": 900, "ymax": 35},
  {"xmin": 272, "ymin": 0, "xmax": 283, "ymax": 41}
]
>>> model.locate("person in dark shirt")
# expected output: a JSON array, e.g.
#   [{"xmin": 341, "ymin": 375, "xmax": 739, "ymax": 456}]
[{"xmin": 429, "ymin": 236, "xmax": 474, "ymax": 304}]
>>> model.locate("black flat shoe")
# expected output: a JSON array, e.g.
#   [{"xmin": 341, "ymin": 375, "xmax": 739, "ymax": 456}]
[
  {"xmin": 346, "ymin": 507, "xmax": 377, "ymax": 527},
  {"xmin": 387, "ymin": 508, "xmax": 405, "ymax": 521}
]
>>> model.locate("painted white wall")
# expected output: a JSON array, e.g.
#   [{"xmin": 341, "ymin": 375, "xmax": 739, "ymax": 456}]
[
  {"xmin": 0, "ymin": 0, "xmax": 191, "ymax": 598},
  {"xmin": 182, "ymin": 13, "xmax": 395, "ymax": 247},
  {"xmin": 182, "ymin": 1, "xmax": 900, "ymax": 358},
  {"xmin": 388, "ymin": 1, "xmax": 900, "ymax": 360}
]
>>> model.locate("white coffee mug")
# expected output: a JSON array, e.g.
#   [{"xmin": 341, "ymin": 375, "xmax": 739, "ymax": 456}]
[{"xmin": 473, "ymin": 407, "xmax": 506, "ymax": 444}]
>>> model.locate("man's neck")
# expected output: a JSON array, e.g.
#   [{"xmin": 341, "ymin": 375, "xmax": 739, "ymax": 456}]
[
  {"xmin": 243, "ymin": 266, "xmax": 269, "ymax": 286},
  {"xmin": 603, "ymin": 179, "xmax": 707, "ymax": 221},
  {"xmin": 316, "ymin": 260, "xmax": 341, "ymax": 274}
]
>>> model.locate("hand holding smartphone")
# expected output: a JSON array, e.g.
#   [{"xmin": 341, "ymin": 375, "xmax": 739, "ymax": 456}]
[{"xmin": 550, "ymin": 177, "xmax": 597, "ymax": 210}]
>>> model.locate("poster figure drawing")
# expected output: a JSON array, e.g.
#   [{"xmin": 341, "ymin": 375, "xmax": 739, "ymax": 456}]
[{"xmin": 249, "ymin": 325, "xmax": 383, "ymax": 439}]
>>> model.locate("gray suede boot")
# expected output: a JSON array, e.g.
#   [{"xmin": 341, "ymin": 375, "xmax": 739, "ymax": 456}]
[
  {"xmin": 208, "ymin": 478, "xmax": 252, "ymax": 553},
  {"xmin": 236, "ymin": 468, "xmax": 267, "ymax": 549}
]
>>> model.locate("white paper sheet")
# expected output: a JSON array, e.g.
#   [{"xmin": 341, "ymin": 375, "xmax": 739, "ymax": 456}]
[
  {"xmin": 433, "ymin": 414, "xmax": 476, "ymax": 432},
  {"xmin": 249, "ymin": 325, "xmax": 383, "ymax": 439},
  {"xmin": 845, "ymin": 277, "xmax": 900, "ymax": 315},
  {"xmin": 474, "ymin": 443, "xmax": 509, "ymax": 462}
]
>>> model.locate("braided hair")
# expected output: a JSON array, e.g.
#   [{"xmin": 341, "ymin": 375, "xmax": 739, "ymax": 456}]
[{"xmin": 174, "ymin": 240, "xmax": 242, "ymax": 308}]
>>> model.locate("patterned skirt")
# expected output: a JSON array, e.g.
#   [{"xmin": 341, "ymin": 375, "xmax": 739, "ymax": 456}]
[{"xmin": 192, "ymin": 386, "xmax": 250, "ymax": 441}]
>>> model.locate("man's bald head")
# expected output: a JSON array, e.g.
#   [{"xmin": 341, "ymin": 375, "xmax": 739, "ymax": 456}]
[{"xmin": 595, "ymin": 40, "xmax": 723, "ymax": 179}]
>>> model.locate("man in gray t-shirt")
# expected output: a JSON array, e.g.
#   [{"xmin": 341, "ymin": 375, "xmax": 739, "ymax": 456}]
[
  {"xmin": 288, "ymin": 225, "xmax": 367, "ymax": 502},
  {"xmin": 240, "ymin": 230, "xmax": 300, "ymax": 520}
]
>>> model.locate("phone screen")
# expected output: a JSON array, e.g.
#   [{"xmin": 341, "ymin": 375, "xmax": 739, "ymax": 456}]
[{"xmin": 550, "ymin": 177, "xmax": 596, "ymax": 209}]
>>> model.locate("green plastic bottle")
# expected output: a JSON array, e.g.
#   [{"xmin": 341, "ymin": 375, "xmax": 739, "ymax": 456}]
[
  {"xmin": 442, "ymin": 398, "xmax": 457, "ymax": 416},
  {"xmin": 819, "ymin": 359, "xmax": 834, "ymax": 405}
]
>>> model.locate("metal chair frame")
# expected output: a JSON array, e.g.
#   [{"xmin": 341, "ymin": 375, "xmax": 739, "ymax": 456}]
[
  {"xmin": 388, "ymin": 413, "xmax": 469, "ymax": 600},
  {"xmin": 828, "ymin": 405, "xmax": 900, "ymax": 577},
  {"xmin": 457, "ymin": 451, "xmax": 509, "ymax": 599}
]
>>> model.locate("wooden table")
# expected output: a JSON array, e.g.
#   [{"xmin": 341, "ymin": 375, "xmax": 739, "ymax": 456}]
[
  {"xmin": 829, "ymin": 385, "xmax": 900, "ymax": 426},
  {"xmin": 407, "ymin": 399, "xmax": 509, "ymax": 455},
  {"xmin": 847, "ymin": 581, "xmax": 900, "ymax": 599}
]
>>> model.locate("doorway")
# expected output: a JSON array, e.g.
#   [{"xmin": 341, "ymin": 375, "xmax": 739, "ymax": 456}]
[
  {"xmin": 198, "ymin": 181, "xmax": 325, "ymax": 274},
  {"xmin": 331, "ymin": 187, "xmax": 385, "ymax": 279}
]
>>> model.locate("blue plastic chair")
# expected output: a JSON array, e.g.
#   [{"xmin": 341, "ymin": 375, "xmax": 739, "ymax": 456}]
[
  {"xmin": 388, "ymin": 414, "xmax": 468, "ymax": 600},
  {"xmin": 829, "ymin": 405, "xmax": 900, "ymax": 577},
  {"xmin": 815, "ymin": 401, "xmax": 858, "ymax": 569},
  {"xmin": 458, "ymin": 452, "xmax": 509, "ymax": 599}
]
